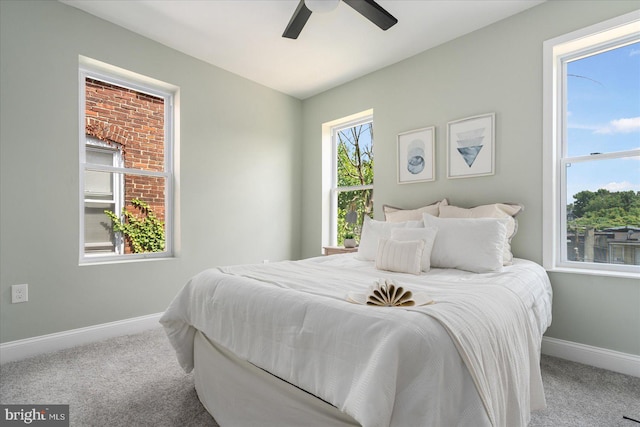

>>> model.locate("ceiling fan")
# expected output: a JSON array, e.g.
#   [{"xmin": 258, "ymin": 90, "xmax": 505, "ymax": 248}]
[{"xmin": 283, "ymin": 0, "xmax": 398, "ymax": 39}]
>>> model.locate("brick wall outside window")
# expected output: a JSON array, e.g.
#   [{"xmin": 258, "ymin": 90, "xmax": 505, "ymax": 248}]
[{"xmin": 85, "ymin": 78, "xmax": 165, "ymax": 253}]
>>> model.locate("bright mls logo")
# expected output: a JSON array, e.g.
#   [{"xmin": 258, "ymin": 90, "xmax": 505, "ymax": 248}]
[{"xmin": 1, "ymin": 405, "xmax": 68, "ymax": 426}]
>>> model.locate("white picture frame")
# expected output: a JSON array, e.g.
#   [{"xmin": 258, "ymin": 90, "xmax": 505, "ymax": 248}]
[
  {"xmin": 397, "ymin": 126, "xmax": 435, "ymax": 184},
  {"xmin": 447, "ymin": 113, "xmax": 495, "ymax": 179}
]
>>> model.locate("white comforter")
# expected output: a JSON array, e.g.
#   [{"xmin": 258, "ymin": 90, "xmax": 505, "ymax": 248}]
[{"xmin": 160, "ymin": 255, "xmax": 552, "ymax": 427}]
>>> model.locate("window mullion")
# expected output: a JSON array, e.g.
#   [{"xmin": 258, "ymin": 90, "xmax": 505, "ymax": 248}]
[
  {"xmin": 83, "ymin": 163, "xmax": 169, "ymax": 179},
  {"xmin": 336, "ymin": 184, "xmax": 374, "ymax": 193},
  {"xmin": 564, "ymin": 149, "xmax": 640, "ymax": 164}
]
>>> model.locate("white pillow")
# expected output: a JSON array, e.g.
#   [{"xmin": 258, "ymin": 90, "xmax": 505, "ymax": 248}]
[
  {"xmin": 375, "ymin": 238, "xmax": 425, "ymax": 275},
  {"xmin": 383, "ymin": 199, "xmax": 448, "ymax": 222},
  {"xmin": 422, "ymin": 214, "xmax": 509, "ymax": 273},
  {"xmin": 438, "ymin": 203, "xmax": 523, "ymax": 265},
  {"xmin": 356, "ymin": 216, "xmax": 422, "ymax": 261},
  {"xmin": 390, "ymin": 227, "xmax": 438, "ymax": 272}
]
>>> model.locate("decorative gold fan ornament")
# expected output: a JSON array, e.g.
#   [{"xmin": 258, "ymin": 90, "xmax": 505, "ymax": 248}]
[
  {"xmin": 347, "ymin": 279, "xmax": 434, "ymax": 307},
  {"xmin": 367, "ymin": 280, "xmax": 415, "ymax": 307}
]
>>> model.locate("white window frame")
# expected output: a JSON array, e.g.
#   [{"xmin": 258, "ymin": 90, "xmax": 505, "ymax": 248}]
[
  {"xmin": 542, "ymin": 11, "xmax": 640, "ymax": 278},
  {"xmin": 79, "ymin": 56, "xmax": 177, "ymax": 264},
  {"xmin": 321, "ymin": 109, "xmax": 373, "ymax": 248}
]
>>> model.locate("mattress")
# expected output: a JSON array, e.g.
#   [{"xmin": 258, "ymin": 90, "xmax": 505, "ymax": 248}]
[{"xmin": 161, "ymin": 254, "xmax": 552, "ymax": 427}]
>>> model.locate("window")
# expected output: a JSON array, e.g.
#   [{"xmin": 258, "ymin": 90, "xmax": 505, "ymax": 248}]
[
  {"xmin": 79, "ymin": 57, "xmax": 176, "ymax": 263},
  {"xmin": 543, "ymin": 12, "xmax": 640, "ymax": 276},
  {"xmin": 322, "ymin": 110, "xmax": 374, "ymax": 247},
  {"xmin": 332, "ymin": 118, "xmax": 374, "ymax": 245}
]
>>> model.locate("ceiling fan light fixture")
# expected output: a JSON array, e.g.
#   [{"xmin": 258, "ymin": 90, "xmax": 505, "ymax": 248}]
[{"xmin": 304, "ymin": 0, "xmax": 340, "ymax": 13}]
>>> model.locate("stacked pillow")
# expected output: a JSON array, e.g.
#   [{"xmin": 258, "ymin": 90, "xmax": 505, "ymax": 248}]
[
  {"xmin": 357, "ymin": 199, "xmax": 523, "ymax": 274},
  {"xmin": 356, "ymin": 216, "xmax": 438, "ymax": 275},
  {"xmin": 389, "ymin": 227, "xmax": 438, "ymax": 272},
  {"xmin": 375, "ymin": 238, "xmax": 426, "ymax": 275},
  {"xmin": 356, "ymin": 216, "xmax": 422, "ymax": 261},
  {"xmin": 383, "ymin": 199, "xmax": 448, "ymax": 222},
  {"xmin": 422, "ymin": 214, "xmax": 508, "ymax": 273},
  {"xmin": 438, "ymin": 203, "xmax": 523, "ymax": 265}
]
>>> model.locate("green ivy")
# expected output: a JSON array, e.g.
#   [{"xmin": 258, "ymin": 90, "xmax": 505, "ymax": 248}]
[{"xmin": 104, "ymin": 198, "xmax": 165, "ymax": 253}]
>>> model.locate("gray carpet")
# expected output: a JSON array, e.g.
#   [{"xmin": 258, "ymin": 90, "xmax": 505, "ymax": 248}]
[
  {"xmin": 1, "ymin": 327, "xmax": 639, "ymax": 427},
  {"xmin": 1, "ymin": 328, "xmax": 216, "ymax": 427}
]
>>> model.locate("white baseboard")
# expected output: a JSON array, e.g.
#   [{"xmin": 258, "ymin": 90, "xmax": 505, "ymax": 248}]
[
  {"xmin": 542, "ymin": 336, "xmax": 640, "ymax": 378},
  {"xmin": 0, "ymin": 312, "xmax": 163, "ymax": 364}
]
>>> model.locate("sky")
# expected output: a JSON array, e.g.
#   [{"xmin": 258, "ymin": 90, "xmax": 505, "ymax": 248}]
[{"xmin": 566, "ymin": 41, "xmax": 640, "ymax": 204}]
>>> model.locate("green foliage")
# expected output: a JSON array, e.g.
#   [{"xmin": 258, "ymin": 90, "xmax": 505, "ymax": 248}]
[
  {"xmin": 336, "ymin": 124, "xmax": 374, "ymax": 244},
  {"xmin": 568, "ymin": 190, "xmax": 640, "ymax": 230},
  {"xmin": 337, "ymin": 127, "xmax": 373, "ymax": 187},
  {"xmin": 104, "ymin": 198, "xmax": 165, "ymax": 253}
]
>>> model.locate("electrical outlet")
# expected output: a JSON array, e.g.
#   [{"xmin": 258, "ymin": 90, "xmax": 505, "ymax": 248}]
[{"xmin": 11, "ymin": 284, "xmax": 28, "ymax": 303}]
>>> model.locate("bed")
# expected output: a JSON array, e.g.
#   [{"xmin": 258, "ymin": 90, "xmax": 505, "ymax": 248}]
[{"xmin": 160, "ymin": 202, "xmax": 553, "ymax": 427}]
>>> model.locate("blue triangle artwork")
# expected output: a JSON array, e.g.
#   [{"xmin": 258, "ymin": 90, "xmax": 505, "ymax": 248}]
[{"xmin": 456, "ymin": 127, "xmax": 485, "ymax": 167}]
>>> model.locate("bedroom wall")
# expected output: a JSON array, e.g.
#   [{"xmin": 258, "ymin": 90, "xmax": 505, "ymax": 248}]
[
  {"xmin": 300, "ymin": 0, "xmax": 640, "ymax": 356},
  {"xmin": 0, "ymin": 0, "xmax": 302, "ymax": 343}
]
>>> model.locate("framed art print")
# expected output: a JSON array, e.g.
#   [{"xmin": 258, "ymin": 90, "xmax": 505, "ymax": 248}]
[
  {"xmin": 447, "ymin": 113, "xmax": 495, "ymax": 179},
  {"xmin": 397, "ymin": 126, "xmax": 435, "ymax": 184}
]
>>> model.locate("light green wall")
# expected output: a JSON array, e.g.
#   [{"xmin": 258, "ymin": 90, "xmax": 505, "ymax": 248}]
[
  {"xmin": 300, "ymin": 1, "xmax": 640, "ymax": 355},
  {"xmin": 0, "ymin": 0, "xmax": 302, "ymax": 342}
]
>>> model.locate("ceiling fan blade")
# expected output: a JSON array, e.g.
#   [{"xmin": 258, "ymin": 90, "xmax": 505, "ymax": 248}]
[
  {"xmin": 282, "ymin": 0, "xmax": 313, "ymax": 39},
  {"xmin": 343, "ymin": 0, "xmax": 397, "ymax": 31}
]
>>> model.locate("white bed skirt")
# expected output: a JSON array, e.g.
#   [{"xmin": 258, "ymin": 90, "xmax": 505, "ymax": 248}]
[{"xmin": 194, "ymin": 330, "xmax": 361, "ymax": 427}]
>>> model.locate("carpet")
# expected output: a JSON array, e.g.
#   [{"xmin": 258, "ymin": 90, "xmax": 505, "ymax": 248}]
[
  {"xmin": 1, "ymin": 327, "xmax": 638, "ymax": 426},
  {"xmin": 1, "ymin": 328, "xmax": 216, "ymax": 426}
]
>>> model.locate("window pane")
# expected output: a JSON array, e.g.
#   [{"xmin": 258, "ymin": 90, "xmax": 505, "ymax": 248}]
[
  {"xmin": 121, "ymin": 173, "xmax": 166, "ymax": 254},
  {"xmin": 565, "ymin": 157, "xmax": 640, "ymax": 266},
  {"xmin": 85, "ymin": 78, "xmax": 165, "ymax": 173},
  {"xmin": 84, "ymin": 171, "xmax": 167, "ymax": 254},
  {"xmin": 124, "ymin": 175, "xmax": 166, "ymax": 220},
  {"xmin": 337, "ymin": 123, "xmax": 373, "ymax": 187},
  {"xmin": 566, "ymin": 156, "xmax": 640, "ymax": 208},
  {"xmin": 337, "ymin": 188, "xmax": 373, "ymax": 245},
  {"xmin": 566, "ymin": 42, "xmax": 640, "ymax": 157}
]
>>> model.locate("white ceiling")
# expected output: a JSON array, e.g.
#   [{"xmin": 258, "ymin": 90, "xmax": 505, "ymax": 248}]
[{"xmin": 60, "ymin": 0, "xmax": 544, "ymax": 99}]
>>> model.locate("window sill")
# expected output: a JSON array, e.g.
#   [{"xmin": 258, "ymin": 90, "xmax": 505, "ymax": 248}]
[
  {"xmin": 79, "ymin": 254, "xmax": 176, "ymax": 266},
  {"xmin": 546, "ymin": 266, "xmax": 640, "ymax": 280}
]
